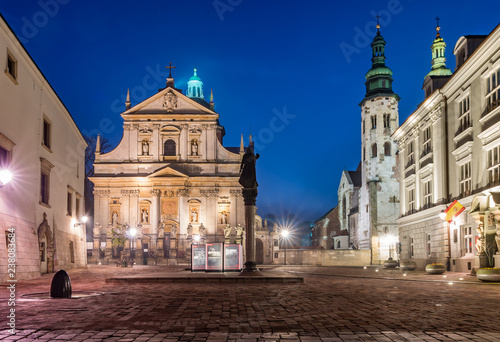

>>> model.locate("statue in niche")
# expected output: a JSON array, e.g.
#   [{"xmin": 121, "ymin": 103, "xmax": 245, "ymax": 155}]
[
  {"xmin": 190, "ymin": 208, "xmax": 199, "ymax": 223},
  {"xmin": 239, "ymin": 146, "xmax": 260, "ymax": 188},
  {"xmin": 112, "ymin": 211, "xmax": 118, "ymax": 225},
  {"xmin": 224, "ymin": 224, "xmax": 232, "ymax": 239},
  {"xmin": 170, "ymin": 223, "xmax": 177, "ymax": 239},
  {"xmin": 141, "ymin": 209, "xmax": 149, "ymax": 223},
  {"xmin": 199, "ymin": 223, "xmax": 206, "ymax": 238},
  {"xmin": 191, "ymin": 139, "xmax": 198, "ymax": 156},
  {"xmin": 187, "ymin": 223, "xmax": 193, "ymax": 237},
  {"xmin": 220, "ymin": 211, "xmax": 228, "ymax": 224},
  {"xmin": 142, "ymin": 140, "xmax": 149, "ymax": 155},
  {"xmin": 235, "ymin": 224, "xmax": 244, "ymax": 239}
]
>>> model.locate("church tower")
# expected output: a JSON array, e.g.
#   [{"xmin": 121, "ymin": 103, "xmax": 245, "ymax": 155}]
[
  {"xmin": 187, "ymin": 68, "xmax": 204, "ymax": 99},
  {"xmin": 358, "ymin": 23, "xmax": 400, "ymax": 263}
]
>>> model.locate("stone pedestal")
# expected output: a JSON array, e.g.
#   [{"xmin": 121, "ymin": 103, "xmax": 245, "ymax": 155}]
[{"xmin": 239, "ymin": 188, "xmax": 262, "ymax": 275}]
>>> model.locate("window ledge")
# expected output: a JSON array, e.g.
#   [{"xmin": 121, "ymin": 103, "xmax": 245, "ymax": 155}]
[
  {"xmin": 41, "ymin": 143, "xmax": 53, "ymax": 153},
  {"xmin": 453, "ymin": 126, "xmax": 473, "ymax": 143},
  {"xmin": 4, "ymin": 70, "xmax": 18, "ymax": 85},
  {"xmin": 39, "ymin": 201, "xmax": 51, "ymax": 209},
  {"xmin": 479, "ymin": 105, "xmax": 500, "ymax": 124}
]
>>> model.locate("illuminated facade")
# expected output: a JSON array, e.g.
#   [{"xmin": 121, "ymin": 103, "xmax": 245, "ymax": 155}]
[
  {"xmin": 393, "ymin": 23, "xmax": 500, "ymax": 271},
  {"xmin": 90, "ymin": 69, "xmax": 276, "ymax": 264},
  {"xmin": 0, "ymin": 14, "xmax": 87, "ymax": 281}
]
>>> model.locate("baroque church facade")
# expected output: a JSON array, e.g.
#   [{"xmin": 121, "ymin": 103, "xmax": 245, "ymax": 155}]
[
  {"xmin": 338, "ymin": 24, "xmax": 400, "ymax": 264},
  {"xmin": 90, "ymin": 69, "xmax": 254, "ymax": 264}
]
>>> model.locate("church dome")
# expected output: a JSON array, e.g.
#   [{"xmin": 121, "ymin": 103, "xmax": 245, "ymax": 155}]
[{"xmin": 187, "ymin": 68, "xmax": 204, "ymax": 100}]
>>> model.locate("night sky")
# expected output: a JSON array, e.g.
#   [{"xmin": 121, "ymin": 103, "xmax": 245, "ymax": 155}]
[{"xmin": 1, "ymin": 1, "xmax": 498, "ymax": 222}]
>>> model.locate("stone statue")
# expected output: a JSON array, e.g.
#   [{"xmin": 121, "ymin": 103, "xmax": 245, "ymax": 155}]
[
  {"xmin": 163, "ymin": 92, "xmax": 178, "ymax": 112},
  {"xmin": 235, "ymin": 224, "xmax": 244, "ymax": 239},
  {"xmin": 199, "ymin": 223, "xmax": 206, "ymax": 238},
  {"xmin": 170, "ymin": 223, "xmax": 177, "ymax": 239},
  {"xmin": 191, "ymin": 140, "xmax": 198, "ymax": 156},
  {"xmin": 142, "ymin": 141, "xmax": 149, "ymax": 155},
  {"xmin": 141, "ymin": 209, "xmax": 149, "ymax": 223},
  {"xmin": 157, "ymin": 221, "xmax": 165, "ymax": 238},
  {"xmin": 187, "ymin": 223, "xmax": 193, "ymax": 237},
  {"xmin": 239, "ymin": 147, "xmax": 260, "ymax": 188},
  {"xmin": 93, "ymin": 222, "xmax": 101, "ymax": 237},
  {"xmin": 221, "ymin": 211, "xmax": 228, "ymax": 224},
  {"xmin": 190, "ymin": 208, "xmax": 198, "ymax": 222},
  {"xmin": 476, "ymin": 224, "xmax": 484, "ymax": 253},
  {"xmin": 224, "ymin": 224, "xmax": 232, "ymax": 239},
  {"xmin": 112, "ymin": 212, "xmax": 118, "ymax": 225},
  {"xmin": 495, "ymin": 229, "xmax": 500, "ymax": 255}
]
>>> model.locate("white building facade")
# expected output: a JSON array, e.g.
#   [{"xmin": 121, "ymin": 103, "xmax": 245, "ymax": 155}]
[
  {"xmin": 393, "ymin": 24, "xmax": 500, "ymax": 271},
  {"xmin": 90, "ymin": 70, "xmax": 259, "ymax": 264},
  {"xmin": 0, "ymin": 14, "xmax": 87, "ymax": 281}
]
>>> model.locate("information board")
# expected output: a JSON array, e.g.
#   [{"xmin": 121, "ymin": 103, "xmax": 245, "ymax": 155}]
[
  {"xmin": 191, "ymin": 244, "xmax": 206, "ymax": 271},
  {"xmin": 206, "ymin": 243, "xmax": 223, "ymax": 271},
  {"xmin": 224, "ymin": 244, "xmax": 243, "ymax": 271}
]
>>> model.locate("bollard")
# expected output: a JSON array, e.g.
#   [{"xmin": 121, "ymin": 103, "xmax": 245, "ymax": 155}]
[{"xmin": 50, "ymin": 270, "xmax": 72, "ymax": 298}]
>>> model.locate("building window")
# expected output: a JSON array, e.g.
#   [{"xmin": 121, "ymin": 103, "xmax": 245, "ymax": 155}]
[
  {"xmin": 384, "ymin": 142, "xmax": 391, "ymax": 156},
  {"xmin": 0, "ymin": 146, "xmax": 9, "ymax": 169},
  {"xmin": 371, "ymin": 115, "xmax": 377, "ymax": 129},
  {"xmin": 67, "ymin": 191, "xmax": 72, "ymax": 216},
  {"xmin": 5, "ymin": 50, "xmax": 17, "ymax": 82},
  {"xmin": 410, "ymin": 237, "xmax": 414, "ymax": 258},
  {"xmin": 362, "ymin": 119, "xmax": 365, "ymax": 134},
  {"xmin": 163, "ymin": 139, "xmax": 176, "ymax": 156},
  {"xmin": 383, "ymin": 114, "xmax": 390, "ymax": 128},
  {"xmin": 458, "ymin": 95, "xmax": 471, "ymax": 133},
  {"xmin": 363, "ymin": 147, "xmax": 366, "ymax": 161},
  {"xmin": 427, "ymin": 233, "xmax": 431, "ymax": 257},
  {"xmin": 486, "ymin": 69, "xmax": 500, "ymax": 113},
  {"xmin": 406, "ymin": 141, "xmax": 414, "ymax": 167},
  {"xmin": 463, "ymin": 226, "xmax": 473, "ymax": 255},
  {"xmin": 43, "ymin": 118, "xmax": 51, "ymax": 150},
  {"xmin": 40, "ymin": 158, "xmax": 54, "ymax": 206},
  {"xmin": 69, "ymin": 241, "xmax": 75, "ymax": 263},
  {"xmin": 407, "ymin": 189, "xmax": 415, "ymax": 214},
  {"xmin": 371, "ymin": 143, "xmax": 377, "ymax": 158},
  {"xmin": 75, "ymin": 196, "xmax": 80, "ymax": 218},
  {"xmin": 342, "ymin": 195, "xmax": 346, "ymax": 220},
  {"xmin": 459, "ymin": 162, "xmax": 472, "ymax": 196},
  {"xmin": 422, "ymin": 126, "xmax": 431, "ymax": 156},
  {"xmin": 423, "ymin": 181, "xmax": 432, "ymax": 208},
  {"xmin": 488, "ymin": 146, "xmax": 500, "ymax": 186}
]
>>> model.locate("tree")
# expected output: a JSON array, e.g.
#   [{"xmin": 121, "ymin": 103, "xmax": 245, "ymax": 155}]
[{"xmin": 84, "ymin": 135, "xmax": 112, "ymax": 240}]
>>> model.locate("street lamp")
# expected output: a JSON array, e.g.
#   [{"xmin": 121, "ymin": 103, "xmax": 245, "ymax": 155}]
[
  {"xmin": 281, "ymin": 229, "xmax": 289, "ymax": 265},
  {"xmin": 0, "ymin": 169, "xmax": 13, "ymax": 188},
  {"xmin": 129, "ymin": 227, "xmax": 137, "ymax": 266},
  {"xmin": 193, "ymin": 234, "xmax": 200, "ymax": 244}
]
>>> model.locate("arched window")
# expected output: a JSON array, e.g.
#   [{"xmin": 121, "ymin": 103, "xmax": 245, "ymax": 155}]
[
  {"xmin": 384, "ymin": 142, "xmax": 391, "ymax": 156},
  {"xmin": 337, "ymin": 240, "xmax": 341, "ymax": 249},
  {"xmin": 342, "ymin": 195, "xmax": 346, "ymax": 220},
  {"xmin": 164, "ymin": 139, "xmax": 176, "ymax": 156},
  {"xmin": 371, "ymin": 143, "xmax": 377, "ymax": 158}
]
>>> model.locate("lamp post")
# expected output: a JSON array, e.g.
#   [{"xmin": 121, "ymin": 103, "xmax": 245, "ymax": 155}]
[
  {"xmin": 193, "ymin": 234, "xmax": 200, "ymax": 245},
  {"xmin": 281, "ymin": 229, "xmax": 289, "ymax": 265},
  {"xmin": 129, "ymin": 227, "xmax": 137, "ymax": 266}
]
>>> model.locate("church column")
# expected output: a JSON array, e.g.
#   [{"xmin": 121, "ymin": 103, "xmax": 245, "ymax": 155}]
[
  {"xmin": 130, "ymin": 190, "xmax": 140, "ymax": 227},
  {"xmin": 201, "ymin": 124, "xmax": 208, "ymax": 161},
  {"xmin": 207, "ymin": 124, "xmax": 217, "ymax": 161},
  {"xmin": 130, "ymin": 124, "xmax": 139, "ymax": 161},
  {"xmin": 152, "ymin": 124, "xmax": 160, "ymax": 161},
  {"xmin": 177, "ymin": 188, "xmax": 188, "ymax": 256},
  {"xmin": 180, "ymin": 124, "xmax": 188, "ymax": 161}
]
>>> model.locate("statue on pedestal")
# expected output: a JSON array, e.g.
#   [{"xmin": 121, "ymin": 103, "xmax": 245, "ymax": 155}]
[
  {"xmin": 187, "ymin": 223, "xmax": 193, "ymax": 237},
  {"xmin": 170, "ymin": 223, "xmax": 177, "ymax": 239},
  {"xmin": 224, "ymin": 224, "xmax": 232, "ymax": 242},
  {"xmin": 239, "ymin": 147, "xmax": 260, "ymax": 188},
  {"xmin": 157, "ymin": 221, "xmax": 165, "ymax": 238},
  {"xmin": 93, "ymin": 222, "xmax": 101, "ymax": 237},
  {"xmin": 199, "ymin": 223, "xmax": 206, "ymax": 240}
]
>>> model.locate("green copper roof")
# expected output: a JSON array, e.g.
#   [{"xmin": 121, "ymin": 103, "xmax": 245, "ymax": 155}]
[{"xmin": 425, "ymin": 33, "xmax": 452, "ymax": 79}]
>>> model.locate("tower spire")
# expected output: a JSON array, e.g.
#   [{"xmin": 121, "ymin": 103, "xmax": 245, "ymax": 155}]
[
  {"xmin": 187, "ymin": 68, "xmax": 204, "ymax": 99},
  {"xmin": 165, "ymin": 63, "xmax": 176, "ymax": 88},
  {"xmin": 425, "ymin": 18, "xmax": 452, "ymax": 78},
  {"xmin": 376, "ymin": 13, "xmax": 381, "ymax": 35},
  {"xmin": 209, "ymin": 89, "xmax": 215, "ymax": 111},
  {"xmin": 435, "ymin": 16, "xmax": 441, "ymax": 37},
  {"xmin": 240, "ymin": 133, "xmax": 244, "ymax": 153}
]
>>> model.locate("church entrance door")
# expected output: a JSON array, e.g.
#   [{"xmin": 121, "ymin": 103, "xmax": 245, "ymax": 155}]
[
  {"xmin": 40, "ymin": 235, "xmax": 47, "ymax": 274},
  {"xmin": 256, "ymin": 238, "xmax": 264, "ymax": 264}
]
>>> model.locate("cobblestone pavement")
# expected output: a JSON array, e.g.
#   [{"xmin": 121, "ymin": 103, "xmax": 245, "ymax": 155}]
[{"xmin": 1, "ymin": 265, "xmax": 500, "ymax": 341}]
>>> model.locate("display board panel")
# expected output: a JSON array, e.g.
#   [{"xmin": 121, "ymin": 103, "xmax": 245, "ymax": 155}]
[
  {"xmin": 191, "ymin": 244, "xmax": 206, "ymax": 271},
  {"xmin": 224, "ymin": 244, "xmax": 243, "ymax": 271},
  {"xmin": 206, "ymin": 243, "xmax": 223, "ymax": 271}
]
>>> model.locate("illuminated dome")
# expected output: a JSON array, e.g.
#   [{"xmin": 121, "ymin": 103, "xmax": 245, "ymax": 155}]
[{"xmin": 187, "ymin": 68, "xmax": 204, "ymax": 99}]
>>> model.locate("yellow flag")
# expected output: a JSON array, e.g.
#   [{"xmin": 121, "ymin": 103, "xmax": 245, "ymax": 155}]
[{"xmin": 444, "ymin": 200, "xmax": 465, "ymax": 222}]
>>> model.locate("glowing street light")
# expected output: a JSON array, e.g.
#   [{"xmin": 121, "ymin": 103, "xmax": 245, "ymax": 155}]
[
  {"xmin": 281, "ymin": 229, "xmax": 290, "ymax": 265},
  {"xmin": 128, "ymin": 227, "xmax": 138, "ymax": 266},
  {"xmin": 193, "ymin": 234, "xmax": 200, "ymax": 244},
  {"xmin": 0, "ymin": 169, "xmax": 13, "ymax": 187}
]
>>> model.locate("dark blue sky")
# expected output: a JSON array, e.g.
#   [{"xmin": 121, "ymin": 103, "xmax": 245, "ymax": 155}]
[{"xmin": 1, "ymin": 1, "xmax": 498, "ymax": 222}]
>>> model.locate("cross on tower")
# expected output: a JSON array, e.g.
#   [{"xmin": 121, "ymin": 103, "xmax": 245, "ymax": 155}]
[
  {"xmin": 376, "ymin": 14, "xmax": 381, "ymax": 33},
  {"xmin": 435, "ymin": 16, "xmax": 441, "ymax": 36},
  {"xmin": 165, "ymin": 63, "xmax": 176, "ymax": 77}
]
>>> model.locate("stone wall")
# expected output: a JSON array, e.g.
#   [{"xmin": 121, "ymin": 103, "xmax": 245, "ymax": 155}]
[{"xmin": 274, "ymin": 249, "xmax": 371, "ymax": 266}]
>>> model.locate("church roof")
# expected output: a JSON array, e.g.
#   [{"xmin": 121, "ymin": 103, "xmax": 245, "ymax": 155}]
[
  {"xmin": 347, "ymin": 170, "xmax": 361, "ymax": 188},
  {"xmin": 225, "ymin": 147, "xmax": 241, "ymax": 154}
]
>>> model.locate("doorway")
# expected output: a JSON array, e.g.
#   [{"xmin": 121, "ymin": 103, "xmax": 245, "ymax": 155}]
[{"xmin": 256, "ymin": 238, "xmax": 264, "ymax": 264}]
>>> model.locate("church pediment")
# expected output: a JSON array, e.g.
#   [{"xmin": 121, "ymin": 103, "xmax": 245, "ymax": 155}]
[
  {"xmin": 148, "ymin": 166, "xmax": 189, "ymax": 178},
  {"xmin": 122, "ymin": 87, "xmax": 217, "ymax": 116}
]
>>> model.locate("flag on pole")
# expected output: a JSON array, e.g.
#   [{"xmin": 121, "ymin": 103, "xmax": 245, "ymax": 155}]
[{"xmin": 443, "ymin": 200, "xmax": 465, "ymax": 222}]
